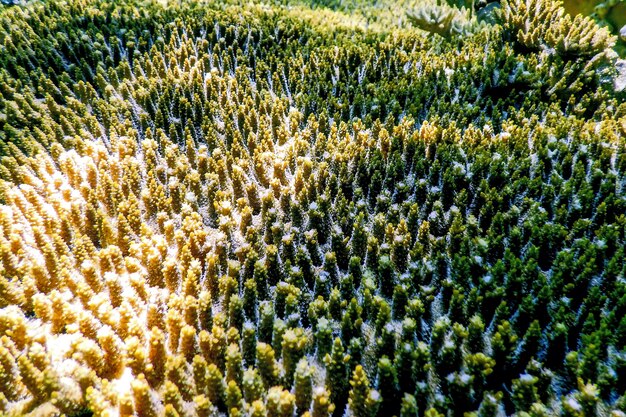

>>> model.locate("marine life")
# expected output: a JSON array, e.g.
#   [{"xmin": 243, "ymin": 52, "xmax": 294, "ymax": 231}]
[{"xmin": 0, "ymin": 0, "xmax": 625, "ymax": 416}]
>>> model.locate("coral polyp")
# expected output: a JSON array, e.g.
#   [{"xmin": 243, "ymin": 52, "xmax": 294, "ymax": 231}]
[{"xmin": 0, "ymin": 0, "xmax": 625, "ymax": 416}]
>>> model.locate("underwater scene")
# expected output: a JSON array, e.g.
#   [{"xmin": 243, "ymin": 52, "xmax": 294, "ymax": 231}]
[{"xmin": 0, "ymin": 0, "xmax": 626, "ymax": 416}]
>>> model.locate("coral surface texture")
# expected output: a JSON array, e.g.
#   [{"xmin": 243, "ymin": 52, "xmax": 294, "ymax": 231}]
[{"xmin": 0, "ymin": 0, "xmax": 625, "ymax": 416}]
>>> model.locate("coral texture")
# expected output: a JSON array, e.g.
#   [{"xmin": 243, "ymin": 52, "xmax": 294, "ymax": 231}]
[{"xmin": 0, "ymin": 0, "xmax": 625, "ymax": 416}]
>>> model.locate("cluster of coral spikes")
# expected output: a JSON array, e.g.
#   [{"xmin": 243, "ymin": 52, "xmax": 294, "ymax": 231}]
[{"xmin": 0, "ymin": 0, "xmax": 625, "ymax": 416}]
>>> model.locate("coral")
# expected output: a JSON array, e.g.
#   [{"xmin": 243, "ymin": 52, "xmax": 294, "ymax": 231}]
[
  {"xmin": 502, "ymin": 0, "xmax": 616, "ymax": 55},
  {"xmin": 407, "ymin": 0, "xmax": 487, "ymax": 38},
  {"xmin": 0, "ymin": 0, "xmax": 625, "ymax": 416}
]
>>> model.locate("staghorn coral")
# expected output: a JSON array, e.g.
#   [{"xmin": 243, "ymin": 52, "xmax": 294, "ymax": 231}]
[
  {"xmin": 501, "ymin": 0, "xmax": 616, "ymax": 55},
  {"xmin": 406, "ymin": 0, "xmax": 493, "ymax": 39},
  {"xmin": 0, "ymin": 0, "xmax": 625, "ymax": 416}
]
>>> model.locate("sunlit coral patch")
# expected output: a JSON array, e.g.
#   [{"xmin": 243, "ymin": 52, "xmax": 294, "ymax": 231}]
[{"xmin": 0, "ymin": 0, "xmax": 625, "ymax": 416}]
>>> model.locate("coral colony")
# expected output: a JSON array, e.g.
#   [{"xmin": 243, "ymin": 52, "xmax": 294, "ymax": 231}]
[{"xmin": 0, "ymin": 0, "xmax": 625, "ymax": 416}]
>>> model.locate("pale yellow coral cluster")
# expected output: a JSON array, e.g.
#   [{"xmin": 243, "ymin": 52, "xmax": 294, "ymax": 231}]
[
  {"xmin": 0, "ymin": 53, "xmax": 371, "ymax": 415},
  {"xmin": 502, "ymin": 0, "xmax": 616, "ymax": 55}
]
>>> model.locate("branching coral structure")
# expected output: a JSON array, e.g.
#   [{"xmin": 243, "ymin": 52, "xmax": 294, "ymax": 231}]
[{"xmin": 0, "ymin": 0, "xmax": 625, "ymax": 416}]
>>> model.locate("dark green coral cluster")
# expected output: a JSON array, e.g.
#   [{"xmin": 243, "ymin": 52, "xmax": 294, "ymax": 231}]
[{"xmin": 0, "ymin": 0, "xmax": 625, "ymax": 416}]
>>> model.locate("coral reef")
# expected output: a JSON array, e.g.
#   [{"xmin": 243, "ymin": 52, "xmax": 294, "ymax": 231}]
[
  {"xmin": 0, "ymin": 0, "xmax": 625, "ymax": 416},
  {"xmin": 406, "ymin": 1, "xmax": 486, "ymax": 39}
]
